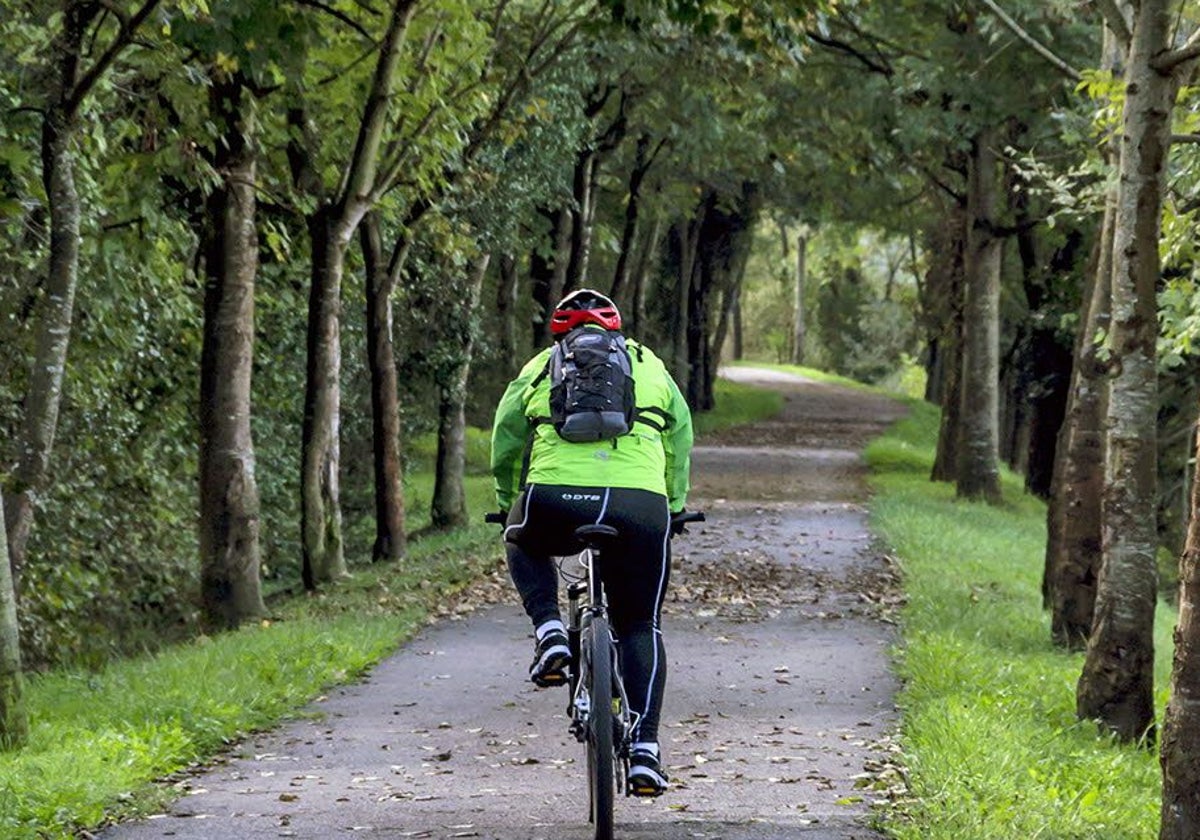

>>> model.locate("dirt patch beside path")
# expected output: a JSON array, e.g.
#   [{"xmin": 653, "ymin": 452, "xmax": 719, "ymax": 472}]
[{"xmin": 100, "ymin": 367, "xmax": 908, "ymax": 840}]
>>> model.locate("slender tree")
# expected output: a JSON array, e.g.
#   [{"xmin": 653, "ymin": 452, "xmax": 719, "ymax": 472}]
[
  {"xmin": 955, "ymin": 127, "xmax": 1003, "ymax": 503},
  {"xmin": 496, "ymin": 253, "xmax": 522, "ymax": 378},
  {"xmin": 610, "ymin": 132, "xmax": 663, "ymax": 311},
  {"xmin": 292, "ymin": 0, "xmax": 419, "ymax": 589},
  {"xmin": 0, "ymin": 494, "xmax": 27, "ymax": 750},
  {"xmin": 197, "ymin": 69, "xmax": 266, "ymax": 627},
  {"xmin": 431, "ymin": 252, "xmax": 491, "ymax": 531},
  {"xmin": 1079, "ymin": 0, "xmax": 1198, "ymax": 742},
  {"xmin": 4, "ymin": 0, "xmax": 160, "ymax": 587},
  {"xmin": 1045, "ymin": 195, "xmax": 1114, "ymax": 644},
  {"xmin": 1038, "ymin": 3, "xmax": 1126, "ymax": 649},
  {"xmin": 360, "ymin": 213, "xmax": 408, "ymax": 562},
  {"xmin": 928, "ymin": 204, "xmax": 967, "ymax": 483},
  {"xmin": 791, "ymin": 231, "xmax": 808, "ymax": 366},
  {"xmin": 1162, "ymin": 410, "xmax": 1200, "ymax": 837}
]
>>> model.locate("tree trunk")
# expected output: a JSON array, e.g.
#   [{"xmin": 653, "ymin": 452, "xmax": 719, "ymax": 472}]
[
  {"xmin": 1044, "ymin": 3, "xmax": 1127, "ymax": 643},
  {"xmin": 1077, "ymin": 0, "xmax": 1176, "ymax": 743},
  {"xmin": 926, "ymin": 203, "xmax": 967, "ymax": 482},
  {"xmin": 1161, "ymin": 412, "xmax": 1200, "ymax": 837},
  {"xmin": 431, "ymin": 254, "xmax": 490, "ymax": 531},
  {"xmin": 706, "ymin": 185, "xmax": 759, "ymax": 406},
  {"xmin": 294, "ymin": 0, "xmax": 418, "ymax": 588},
  {"xmin": 610, "ymin": 134, "xmax": 651, "ymax": 311},
  {"xmin": 1014, "ymin": 216, "xmax": 1081, "ymax": 501},
  {"xmin": 530, "ymin": 207, "xmax": 571, "ymax": 349},
  {"xmin": 4, "ymin": 0, "xmax": 159, "ymax": 589},
  {"xmin": 301, "ymin": 209, "xmax": 349, "ymax": 588},
  {"xmin": 6, "ymin": 126, "xmax": 79, "ymax": 590},
  {"xmin": 932, "ymin": 333, "xmax": 963, "ymax": 483},
  {"xmin": 1047, "ymin": 203, "xmax": 1113, "ymax": 645},
  {"xmin": 0, "ymin": 494, "xmax": 28, "ymax": 751},
  {"xmin": 956, "ymin": 128, "xmax": 1003, "ymax": 503},
  {"xmin": 672, "ymin": 195, "xmax": 710, "ymax": 385},
  {"xmin": 791, "ymin": 233, "xmax": 807, "ymax": 366},
  {"xmin": 361, "ymin": 213, "xmax": 406, "ymax": 563},
  {"xmin": 5, "ymin": 6, "xmax": 91, "ymax": 589},
  {"xmin": 496, "ymin": 253, "xmax": 521, "ymax": 378},
  {"xmin": 629, "ymin": 211, "xmax": 663, "ymax": 339},
  {"xmin": 198, "ymin": 73, "xmax": 265, "ymax": 629},
  {"xmin": 732, "ymin": 292, "xmax": 744, "ymax": 360},
  {"xmin": 565, "ymin": 151, "xmax": 595, "ymax": 289}
]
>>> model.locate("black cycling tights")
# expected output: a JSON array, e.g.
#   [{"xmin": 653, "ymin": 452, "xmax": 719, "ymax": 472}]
[{"xmin": 504, "ymin": 484, "xmax": 671, "ymax": 745}]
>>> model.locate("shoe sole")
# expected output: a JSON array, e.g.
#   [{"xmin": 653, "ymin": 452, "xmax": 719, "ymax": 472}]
[
  {"xmin": 531, "ymin": 646, "xmax": 570, "ymax": 687},
  {"xmin": 628, "ymin": 766, "xmax": 667, "ymax": 797}
]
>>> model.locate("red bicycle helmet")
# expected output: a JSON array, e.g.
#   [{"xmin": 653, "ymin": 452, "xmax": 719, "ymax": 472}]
[{"xmin": 550, "ymin": 288, "xmax": 622, "ymax": 335}]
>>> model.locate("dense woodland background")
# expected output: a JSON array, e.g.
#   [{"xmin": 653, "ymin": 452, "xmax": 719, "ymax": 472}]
[{"xmin": 7, "ymin": 1, "xmax": 1200, "ymax": 833}]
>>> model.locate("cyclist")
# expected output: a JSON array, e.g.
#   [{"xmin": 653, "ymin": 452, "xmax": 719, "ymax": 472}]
[{"xmin": 491, "ymin": 288, "xmax": 694, "ymax": 797}]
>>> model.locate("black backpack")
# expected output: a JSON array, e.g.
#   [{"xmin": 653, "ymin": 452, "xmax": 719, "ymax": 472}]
[{"xmin": 543, "ymin": 326, "xmax": 636, "ymax": 442}]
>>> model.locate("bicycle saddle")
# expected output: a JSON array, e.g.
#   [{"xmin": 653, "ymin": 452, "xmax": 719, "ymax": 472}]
[{"xmin": 574, "ymin": 523, "xmax": 619, "ymax": 544}]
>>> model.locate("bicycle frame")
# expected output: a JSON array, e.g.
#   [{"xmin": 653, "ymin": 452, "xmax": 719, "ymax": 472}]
[
  {"xmin": 564, "ymin": 542, "xmax": 636, "ymax": 790},
  {"xmin": 483, "ymin": 507, "xmax": 704, "ymax": 836}
]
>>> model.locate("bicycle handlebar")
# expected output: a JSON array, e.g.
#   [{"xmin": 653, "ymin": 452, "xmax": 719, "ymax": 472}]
[{"xmin": 484, "ymin": 512, "xmax": 507, "ymax": 525}]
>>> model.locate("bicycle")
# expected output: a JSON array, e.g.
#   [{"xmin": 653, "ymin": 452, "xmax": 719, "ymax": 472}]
[{"xmin": 487, "ymin": 509, "xmax": 705, "ymax": 840}]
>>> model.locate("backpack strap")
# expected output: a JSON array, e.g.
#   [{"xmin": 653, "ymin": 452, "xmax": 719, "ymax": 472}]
[
  {"xmin": 634, "ymin": 405, "xmax": 672, "ymax": 432},
  {"xmin": 529, "ymin": 358, "xmax": 551, "ymax": 390},
  {"xmin": 525, "ymin": 357, "xmax": 553, "ymax": 425}
]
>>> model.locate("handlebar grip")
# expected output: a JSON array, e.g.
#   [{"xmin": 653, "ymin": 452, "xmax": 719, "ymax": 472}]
[
  {"xmin": 484, "ymin": 512, "xmax": 507, "ymax": 525},
  {"xmin": 671, "ymin": 511, "xmax": 705, "ymax": 525}
]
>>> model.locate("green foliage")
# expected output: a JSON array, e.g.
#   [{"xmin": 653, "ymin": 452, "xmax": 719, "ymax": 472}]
[{"xmin": 867, "ymin": 401, "xmax": 1171, "ymax": 840}]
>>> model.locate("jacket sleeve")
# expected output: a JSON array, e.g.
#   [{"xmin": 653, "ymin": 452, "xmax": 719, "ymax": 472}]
[
  {"xmin": 662, "ymin": 369, "xmax": 694, "ymax": 514},
  {"xmin": 490, "ymin": 351, "xmax": 549, "ymax": 511}
]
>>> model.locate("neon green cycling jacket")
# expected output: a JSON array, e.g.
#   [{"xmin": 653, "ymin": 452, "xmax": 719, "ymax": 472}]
[{"xmin": 490, "ymin": 335, "xmax": 694, "ymax": 514}]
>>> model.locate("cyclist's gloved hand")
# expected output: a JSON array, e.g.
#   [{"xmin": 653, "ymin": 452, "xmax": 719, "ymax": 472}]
[{"xmin": 670, "ymin": 509, "xmax": 688, "ymax": 536}]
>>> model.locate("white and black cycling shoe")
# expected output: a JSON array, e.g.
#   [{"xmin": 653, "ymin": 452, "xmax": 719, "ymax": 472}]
[
  {"xmin": 529, "ymin": 630, "xmax": 570, "ymax": 687},
  {"xmin": 627, "ymin": 747, "xmax": 668, "ymax": 797}
]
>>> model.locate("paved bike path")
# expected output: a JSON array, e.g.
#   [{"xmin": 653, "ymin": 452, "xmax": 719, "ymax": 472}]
[{"xmin": 99, "ymin": 367, "xmax": 906, "ymax": 840}]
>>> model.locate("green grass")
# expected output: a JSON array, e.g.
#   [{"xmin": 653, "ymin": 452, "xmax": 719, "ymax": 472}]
[
  {"xmin": 0, "ymin": 523, "xmax": 502, "ymax": 839},
  {"xmin": 694, "ymin": 376, "xmax": 785, "ymax": 436},
  {"xmin": 0, "ymin": 381, "xmax": 781, "ymax": 839},
  {"xmin": 868, "ymin": 399, "xmax": 1171, "ymax": 840},
  {"xmin": 732, "ymin": 357, "xmax": 928, "ymax": 401}
]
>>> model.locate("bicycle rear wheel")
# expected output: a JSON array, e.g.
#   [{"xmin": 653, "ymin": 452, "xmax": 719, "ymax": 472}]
[{"xmin": 585, "ymin": 615, "xmax": 615, "ymax": 840}]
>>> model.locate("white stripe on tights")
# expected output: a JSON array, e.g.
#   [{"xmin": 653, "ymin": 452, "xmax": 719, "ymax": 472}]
[{"xmin": 635, "ymin": 503, "xmax": 671, "ymax": 741}]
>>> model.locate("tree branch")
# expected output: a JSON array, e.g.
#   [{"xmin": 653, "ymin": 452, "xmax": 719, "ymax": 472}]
[
  {"xmin": 1154, "ymin": 28, "xmax": 1200, "ymax": 73},
  {"xmin": 65, "ymin": 0, "xmax": 161, "ymax": 117},
  {"xmin": 804, "ymin": 29, "xmax": 893, "ymax": 75},
  {"xmin": 1092, "ymin": 0, "xmax": 1132, "ymax": 47},
  {"xmin": 97, "ymin": 0, "xmax": 132, "ymax": 24},
  {"xmin": 291, "ymin": 0, "xmax": 374, "ymax": 41},
  {"xmin": 336, "ymin": 0, "xmax": 419, "ymax": 212},
  {"xmin": 976, "ymin": 0, "xmax": 1081, "ymax": 82}
]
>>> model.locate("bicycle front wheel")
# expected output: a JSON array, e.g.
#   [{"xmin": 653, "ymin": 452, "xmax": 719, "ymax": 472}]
[{"xmin": 585, "ymin": 615, "xmax": 615, "ymax": 840}]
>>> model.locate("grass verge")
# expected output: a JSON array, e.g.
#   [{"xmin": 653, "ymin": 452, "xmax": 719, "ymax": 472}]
[
  {"xmin": 695, "ymin": 376, "xmax": 785, "ymax": 436},
  {"xmin": 868, "ymin": 400, "xmax": 1171, "ymax": 840},
  {"xmin": 1, "ymin": 376, "xmax": 783, "ymax": 839},
  {"xmin": 0, "ymin": 515, "xmax": 501, "ymax": 839}
]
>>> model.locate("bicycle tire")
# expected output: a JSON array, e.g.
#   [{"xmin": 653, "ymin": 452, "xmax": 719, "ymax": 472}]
[{"xmin": 585, "ymin": 615, "xmax": 615, "ymax": 840}]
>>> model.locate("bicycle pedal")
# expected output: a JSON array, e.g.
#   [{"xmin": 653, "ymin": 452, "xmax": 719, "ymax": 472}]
[
  {"xmin": 533, "ymin": 672, "xmax": 567, "ymax": 688},
  {"xmin": 629, "ymin": 782, "xmax": 665, "ymax": 798}
]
